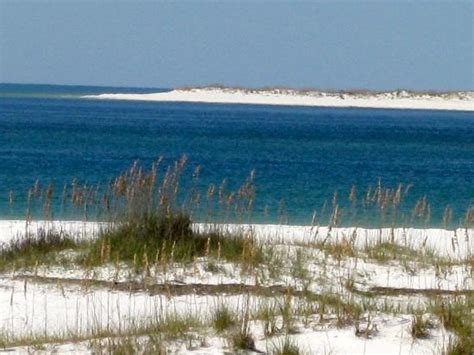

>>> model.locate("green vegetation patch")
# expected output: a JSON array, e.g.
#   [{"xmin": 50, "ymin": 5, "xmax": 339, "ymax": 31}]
[
  {"xmin": 0, "ymin": 229, "xmax": 80, "ymax": 271},
  {"xmin": 84, "ymin": 213, "xmax": 262, "ymax": 267},
  {"xmin": 431, "ymin": 296, "xmax": 473, "ymax": 354}
]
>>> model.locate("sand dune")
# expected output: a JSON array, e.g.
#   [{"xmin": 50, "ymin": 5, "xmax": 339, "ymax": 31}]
[{"xmin": 83, "ymin": 87, "xmax": 474, "ymax": 111}]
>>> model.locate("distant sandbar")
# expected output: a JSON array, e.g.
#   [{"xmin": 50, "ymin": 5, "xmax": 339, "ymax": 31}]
[{"xmin": 83, "ymin": 86, "xmax": 474, "ymax": 111}]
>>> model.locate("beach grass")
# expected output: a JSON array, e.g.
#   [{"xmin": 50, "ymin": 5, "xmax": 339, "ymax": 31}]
[
  {"xmin": 0, "ymin": 228, "xmax": 81, "ymax": 271},
  {"xmin": 0, "ymin": 157, "xmax": 473, "ymax": 353}
]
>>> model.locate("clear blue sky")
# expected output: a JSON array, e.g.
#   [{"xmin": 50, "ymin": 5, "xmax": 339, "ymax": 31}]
[{"xmin": 0, "ymin": 0, "xmax": 472, "ymax": 91}]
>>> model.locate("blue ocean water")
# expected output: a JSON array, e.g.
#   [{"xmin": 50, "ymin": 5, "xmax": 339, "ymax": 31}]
[{"xmin": 0, "ymin": 84, "xmax": 473, "ymax": 226}]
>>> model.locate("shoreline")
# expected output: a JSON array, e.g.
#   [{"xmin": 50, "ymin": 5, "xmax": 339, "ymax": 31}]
[{"xmin": 82, "ymin": 87, "xmax": 474, "ymax": 112}]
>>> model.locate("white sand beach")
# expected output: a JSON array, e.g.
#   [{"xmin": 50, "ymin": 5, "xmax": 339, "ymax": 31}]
[
  {"xmin": 83, "ymin": 87, "xmax": 474, "ymax": 111},
  {"xmin": 1, "ymin": 220, "xmax": 472, "ymax": 353},
  {"xmin": 2, "ymin": 220, "xmax": 472, "ymax": 260}
]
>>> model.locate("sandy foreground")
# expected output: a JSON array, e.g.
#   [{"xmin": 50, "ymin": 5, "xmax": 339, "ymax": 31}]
[
  {"xmin": 82, "ymin": 87, "xmax": 474, "ymax": 111},
  {"xmin": 0, "ymin": 220, "xmax": 472, "ymax": 354}
]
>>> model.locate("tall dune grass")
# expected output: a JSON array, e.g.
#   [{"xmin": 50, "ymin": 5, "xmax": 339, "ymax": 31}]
[{"xmin": 0, "ymin": 156, "xmax": 472, "ymax": 353}]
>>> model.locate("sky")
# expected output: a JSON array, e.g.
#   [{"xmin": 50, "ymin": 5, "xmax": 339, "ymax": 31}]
[{"xmin": 0, "ymin": 0, "xmax": 472, "ymax": 91}]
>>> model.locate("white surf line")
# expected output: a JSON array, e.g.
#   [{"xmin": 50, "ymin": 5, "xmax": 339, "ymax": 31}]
[{"xmin": 82, "ymin": 88, "xmax": 474, "ymax": 112}]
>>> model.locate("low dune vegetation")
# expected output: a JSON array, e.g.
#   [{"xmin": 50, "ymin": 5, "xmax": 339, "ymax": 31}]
[{"xmin": 0, "ymin": 156, "xmax": 472, "ymax": 354}]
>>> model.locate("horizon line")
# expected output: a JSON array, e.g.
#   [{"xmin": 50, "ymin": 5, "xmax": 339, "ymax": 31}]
[{"xmin": 1, "ymin": 81, "xmax": 474, "ymax": 95}]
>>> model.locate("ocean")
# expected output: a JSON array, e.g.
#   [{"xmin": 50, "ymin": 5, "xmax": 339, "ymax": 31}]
[{"xmin": 0, "ymin": 84, "xmax": 473, "ymax": 226}]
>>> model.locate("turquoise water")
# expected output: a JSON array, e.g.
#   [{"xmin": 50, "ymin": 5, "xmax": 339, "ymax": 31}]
[{"xmin": 0, "ymin": 84, "xmax": 473, "ymax": 226}]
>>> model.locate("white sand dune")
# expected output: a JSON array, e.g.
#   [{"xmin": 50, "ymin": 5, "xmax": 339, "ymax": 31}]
[
  {"xmin": 1, "ymin": 220, "xmax": 472, "ymax": 260},
  {"xmin": 82, "ymin": 87, "xmax": 474, "ymax": 111},
  {"xmin": 1, "ymin": 219, "xmax": 466, "ymax": 354},
  {"xmin": 196, "ymin": 223, "xmax": 474, "ymax": 260},
  {"xmin": 0, "ymin": 276, "xmax": 451, "ymax": 354}
]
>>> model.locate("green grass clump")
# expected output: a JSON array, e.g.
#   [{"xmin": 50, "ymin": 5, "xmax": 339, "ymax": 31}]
[
  {"xmin": 366, "ymin": 242, "xmax": 419, "ymax": 263},
  {"xmin": 75, "ymin": 157, "xmax": 262, "ymax": 268},
  {"xmin": 85, "ymin": 214, "xmax": 262, "ymax": 267},
  {"xmin": 410, "ymin": 314, "xmax": 433, "ymax": 339},
  {"xmin": 272, "ymin": 338, "xmax": 302, "ymax": 355},
  {"xmin": 87, "ymin": 213, "xmax": 195, "ymax": 263},
  {"xmin": 257, "ymin": 303, "xmax": 279, "ymax": 336},
  {"xmin": 231, "ymin": 331, "xmax": 256, "ymax": 351},
  {"xmin": 2, "ymin": 158, "xmax": 263, "ymax": 273},
  {"xmin": 431, "ymin": 296, "xmax": 473, "ymax": 354},
  {"xmin": 95, "ymin": 337, "xmax": 138, "ymax": 355},
  {"xmin": 153, "ymin": 313, "xmax": 203, "ymax": 339},
  {"xmin": 0, "ymin": 229, "xmax": 79, "ymax": 271},
  {"xmin": 212, "ymin": 305, "xmax": 236, "ymax": 333}
]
